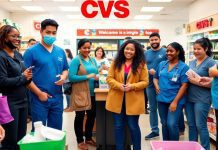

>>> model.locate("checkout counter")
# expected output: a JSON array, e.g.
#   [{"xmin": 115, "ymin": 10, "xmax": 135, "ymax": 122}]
[{"xmin": 94, "ymin": 88, "xmax": 131, "ymax": 150}]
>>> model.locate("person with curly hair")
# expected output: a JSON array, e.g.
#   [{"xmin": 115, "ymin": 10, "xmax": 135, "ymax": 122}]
[{"xmin": 106, "ymin": 39, "xmax": 149, "ymax": 150}]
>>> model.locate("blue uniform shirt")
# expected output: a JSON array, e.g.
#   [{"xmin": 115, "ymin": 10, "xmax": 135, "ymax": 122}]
[
  {"xmin": 154, "ymin": 60, "xmax": 189, "ymax": 105},
  {"xmin": 144, "ymin": 47, "xmax": 167, "ymax": 87},
  {"xmin": 69, "ymin": 55, "xmax": 98, "ymax": 96},
  {"xmin": 212, "ymin": 60, "xmax": 218, "ymax": 109},
  {"xmin": 23, "ymin": 43, "xmax": 69, "ymax": 97},
  {"xmin": 187, "ymin": 57, "xmax": 215, "ymax": 104}
]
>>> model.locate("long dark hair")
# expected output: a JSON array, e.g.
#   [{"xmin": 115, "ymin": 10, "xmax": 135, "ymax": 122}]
[
  {"xmin": 114, "ymin": 39, "xmax": 145, "ymax": 74},
  {"xmin": 167, "ymin": 42, "xmax": 185, "ymax": 62},
  {"xmin": 95, "ymin": 47, "xmax": 105, "ymax": 58},
  {"xmin": 65, "ymin": 49, "xmax": 73, "ymax": 59},
  {"xmin": 194, "ymin": 37, "xmax": 213, "ymax": 57},
  {"xmin": 0, "ymin": 25, "xmax": 18, "ymax": 50}
]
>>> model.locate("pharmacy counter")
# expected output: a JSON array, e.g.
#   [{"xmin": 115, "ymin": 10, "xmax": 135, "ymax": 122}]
[{"xmin": 94, "ymin": 88, "xmax": 131, "ymax": 150}]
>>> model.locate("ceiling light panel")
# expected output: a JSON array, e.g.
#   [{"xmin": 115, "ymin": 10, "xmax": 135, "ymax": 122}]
[
  {"xmin": 9, "ymin": 0, "xmax": 32, "ymax": 1},
  {"xmin": 148, "ymin": 0, "xmax": 172, "ymax": 2},
  {"xmin": 53, "ymin": 0, "xmax": 76, "ymax": 1},
  {"xmin": 59, "ymin": 6, "xmax": 80, "ymax": 12},
  {"xmin": 22, "ymin": 6, "xmax": 44, "ymax": 12},
  {"xmin": 141, "ymin": 7, "xmax": 163, "ymax": 12},
  {"xmin": 134, "ymin": 15, "xmax": 153, "ymax": 20},
  {"xmin": 67, "ymin": 15, "xmax": 83, "ymax": 19}
]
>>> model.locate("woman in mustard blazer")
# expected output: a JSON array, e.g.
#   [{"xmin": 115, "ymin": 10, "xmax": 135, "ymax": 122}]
[{"xmin": 106, "ymin": 40, "xmax": 149, "ymax": 150}]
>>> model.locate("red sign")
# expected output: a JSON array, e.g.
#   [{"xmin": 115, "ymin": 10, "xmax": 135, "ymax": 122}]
[
  {"xmin": 34, "ymin": 21, "xmax": 41, "ymax": 30},
  {"xmin": 77, "ymin": 29, "xmax": 159, "ymax": 36},
  {"xmin": 196, "ymin": 18, "xmax": 213, "ymax": 30},
  {"xmin": 81, "ymin": 0, "xmax": 129, "ymax": 18}
]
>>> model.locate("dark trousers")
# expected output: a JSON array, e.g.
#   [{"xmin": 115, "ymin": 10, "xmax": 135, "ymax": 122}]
[
  {"xmin": 215, "ymin": 109, "xmax": 218, "ymax": 150},
  {"xmin": 74, "ymin": 96, "xmax": 96, "ymax": 143},
  {"xmin": 1, "ymin": 106, "xmax": 27, "ymax": 150}
]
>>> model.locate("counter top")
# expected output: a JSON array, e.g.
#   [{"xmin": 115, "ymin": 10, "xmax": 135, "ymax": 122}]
[{"xmin": 94, "ymin": 88, "xmax": 109, "ymax": 101}]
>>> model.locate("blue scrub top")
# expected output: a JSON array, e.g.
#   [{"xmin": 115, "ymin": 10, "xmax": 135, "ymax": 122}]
[
  {"xmin": 187, "ymin": 57, "xmax": 215, "ymax": 104},
  {"xmin": 144, "ymin": 47, "xmax": 167, "ymax": 87},
  {"xmin": 23, "ymin": 43, "xmax": 69, "ymax": 97},
  {"xmin": 212, "ymin": 60, "xmax": 218, "ymax": 109},
  {"xmin": 154, "ymin": 60, "xmax": 189, "ymax": 105}
]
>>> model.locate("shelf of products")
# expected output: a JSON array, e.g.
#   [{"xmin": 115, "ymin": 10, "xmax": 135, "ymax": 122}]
[
  {"xmin": 208, "ymin": 107, "xmax": 216, "ymax": 141},
  {"xmin": 77, "ymin": 38, "xmax": 149, "ymax": 61},
  {"xmin": 187, "ymin": 29, "xmax": 218, "ymax": 63}
]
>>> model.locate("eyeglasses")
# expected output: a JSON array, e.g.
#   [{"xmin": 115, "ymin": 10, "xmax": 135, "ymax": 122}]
[{"xmin": 8, "ymin": 35, "xmax": 22, "ymax": 40}]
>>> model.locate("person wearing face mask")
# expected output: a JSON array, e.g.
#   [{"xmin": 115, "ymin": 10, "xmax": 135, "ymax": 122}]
[
  {"xmin": 144, "ymin": 33, "xmax": 167, "ymax": 140},
  {"xmin": 153, "ymin": 42, "xmax": 189, "ymax": 141},
  {"xmin": 0, "ymin": 25, "xmax": 32, "ymax": 150},
  {"xmin": 23, "ymin": 19, "xmax": 69, "ymax": 130},
  {"xmin": 69, "ymin": 39, "xmax": 98, "ymax": 150}
]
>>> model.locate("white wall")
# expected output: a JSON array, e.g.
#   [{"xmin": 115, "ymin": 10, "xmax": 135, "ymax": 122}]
[
  {"xmin": 0, "ymin": 8, "xmax": 10, "ymax": 21},
  {"xmin": 189, "ymin": 0, "xmax": 218, "ymax": 22},
  {"xmin": 11, "ymin": 13, "xmax": 188, "ymax": 56}
]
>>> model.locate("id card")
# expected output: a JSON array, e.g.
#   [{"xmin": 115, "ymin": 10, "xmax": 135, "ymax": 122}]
[{"xmin": 171, "ymin": 74, "xmax": 178, "ymax": 82}]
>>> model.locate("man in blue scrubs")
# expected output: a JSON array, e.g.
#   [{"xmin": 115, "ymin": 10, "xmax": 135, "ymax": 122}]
[
  {"xmin": 144, "ymin": 33, "xmax": 166, "ymax": 139},
  {"xmin": 23, "ymin": 19, "xmax": 68, "ymax": 130}
]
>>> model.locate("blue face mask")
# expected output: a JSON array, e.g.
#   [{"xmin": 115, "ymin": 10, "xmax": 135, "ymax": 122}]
[{"xmin": 43, "ymin": 35, "xmax": 56, "ymax": 45}]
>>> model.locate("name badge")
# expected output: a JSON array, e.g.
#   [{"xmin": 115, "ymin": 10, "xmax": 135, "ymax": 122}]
[{"xmin": 171, "ymin": 74, "xmax": 178, "ymax": 82}]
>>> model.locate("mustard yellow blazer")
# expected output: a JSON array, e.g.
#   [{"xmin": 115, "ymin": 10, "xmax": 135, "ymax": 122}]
[{"xmin": 106, "ymin": 62, "xmax": 149, "ymax": 115}]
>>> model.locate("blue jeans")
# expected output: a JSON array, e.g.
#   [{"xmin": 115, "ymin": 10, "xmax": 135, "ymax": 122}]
[
  {"xmin": 185, "ymin": 101, "xmax": 210, "ymax": 150},
  {"xmin": 113, "ymin": 105, "xmax": 141, "ymax": 150},
  {"xmin": 158, "ymin": 102, "xmax": 183, "ymax": 141},
  {"xmin": 146, "ymin": 86, "xmax": 159, "ymax": 134}
]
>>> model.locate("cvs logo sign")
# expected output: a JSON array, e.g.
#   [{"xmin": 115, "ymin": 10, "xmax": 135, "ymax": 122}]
[{"xmin": 81, "ymin": 0, "xmax": 129, "ymax": 18}]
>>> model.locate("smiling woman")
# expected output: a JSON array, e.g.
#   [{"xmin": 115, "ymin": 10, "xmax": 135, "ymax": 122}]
[{"xmin": 0, "ymin": 25, "xmax": 32, "ymax": 150}]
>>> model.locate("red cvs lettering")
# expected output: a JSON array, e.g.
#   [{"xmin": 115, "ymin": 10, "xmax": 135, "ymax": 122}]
[{"xmin": 81, "ymin": 0, "xmax": 129, "ymax": 18}]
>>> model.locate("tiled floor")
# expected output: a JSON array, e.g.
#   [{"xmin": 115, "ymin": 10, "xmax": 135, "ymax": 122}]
[{"xmin": 27, "ymin": 111, "xmax": 216, "ymax": 150}]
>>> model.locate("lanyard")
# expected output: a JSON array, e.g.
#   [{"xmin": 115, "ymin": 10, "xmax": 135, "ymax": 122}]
[{"xmin": 159, "ymin": 61, "xmax": 179, "ymax": 81}]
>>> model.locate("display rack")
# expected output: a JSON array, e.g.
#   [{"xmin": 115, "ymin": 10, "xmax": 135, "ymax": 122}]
[
  {"xmin": 77, "ymin": 38, "xmax": 149, "ymax": 60},
  {"xmin": 208, "ymin": 107, "xmax": 216, "ymax": 141},
  {"xmin": 187, "ymin": 29, "xmax": 218, "ymax": 64}
]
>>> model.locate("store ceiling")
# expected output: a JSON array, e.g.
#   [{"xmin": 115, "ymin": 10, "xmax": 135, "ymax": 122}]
[{"xmin": 0, "ymin": 0, "xmax": 196, "ymax": 21}]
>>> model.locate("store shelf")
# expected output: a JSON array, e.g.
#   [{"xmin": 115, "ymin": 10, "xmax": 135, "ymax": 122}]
[{"xmin": 209, "ymin": 132, "xmax": 216, "ymax": 141}]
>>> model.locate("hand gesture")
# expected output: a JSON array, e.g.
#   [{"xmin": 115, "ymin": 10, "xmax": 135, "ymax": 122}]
[
  {"xmin": 55, "ymin": 74, "xmax": 66, "ymax": 86},
  {"xmin": 23, "ymin": 68, "xmax": 32, "ymax": 80},
  {"xmin": 149, "ymin": 69, "xmax": 156, "ymax": 75},
  {"xmin": 0, "ymin": 125, "xmax": 5, "ymax": 142},
  {"xmin": 87, "ymin": 73, "xmax": 96, "ymax": 79},
  {"xmin": 38, "ymin": 91, "xmax": 52, "ymax": 101},
  {"xmin": 169, "ymin": 101, "xmax": 177, "ymax": 112},
  {"xmin": 120, "ymin": 84, "xmax": 125, "ymax": 92},
  {"xmin": 124, "ymin": 84, "xmax": 132, "ymax": 92}
]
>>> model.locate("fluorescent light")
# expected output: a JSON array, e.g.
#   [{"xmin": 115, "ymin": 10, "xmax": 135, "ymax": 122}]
[
  {"xmin": 9, "ymin": 0, "xmax": 32, "ymax": 1},
  {"xmin": 53, "ymin": 0, "xmax": 76, "ymax": 1},
  {"xmin": 59, "ymin": 6, "xmax": 80, "ymax": 12},
  {"xmin": 22, "ymin": 6, "xmax": 44, "ymax": 12},
  {"xmin": 148, "ymin": 0, "xmax": 172, "ymax": 2},
  {"xmin": 134, "ymin": 15, "xmax": 153, "ymax": 20},
  {"xmin": 67, "ymin": 15, "xmax": 83, "ymax": 19},
  {"xmin": 141, "ymin": 7, "xmax": 163, "ymax": 12}
]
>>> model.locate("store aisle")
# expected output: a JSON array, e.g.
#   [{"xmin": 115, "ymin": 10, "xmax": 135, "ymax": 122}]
[{"xmin": 27, "ymin": 111, "xmax": 216, "ymax": 150}]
